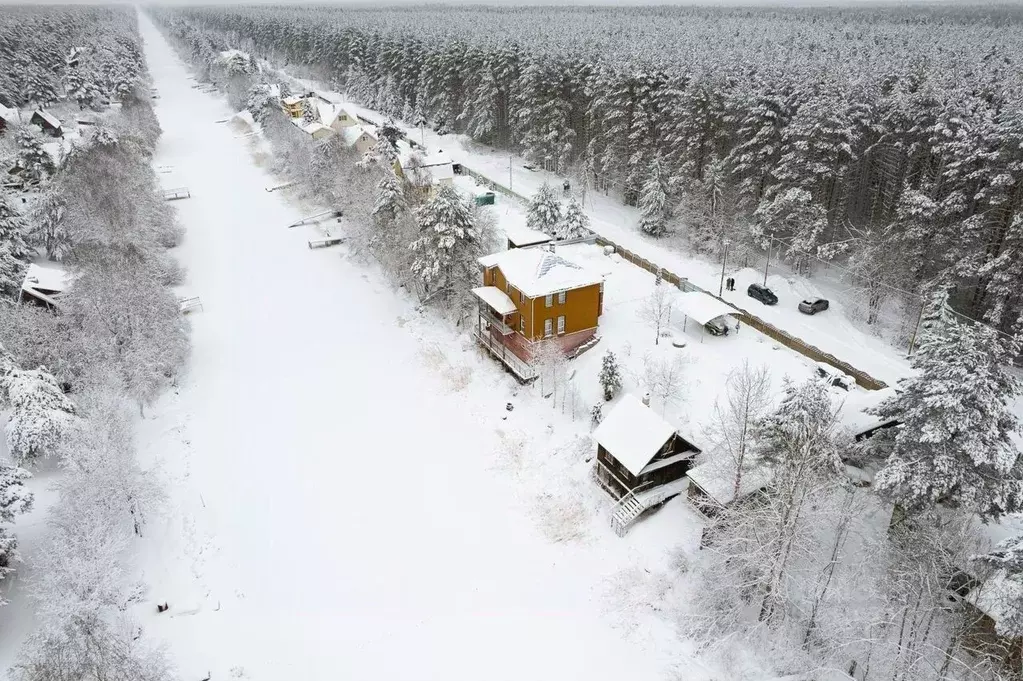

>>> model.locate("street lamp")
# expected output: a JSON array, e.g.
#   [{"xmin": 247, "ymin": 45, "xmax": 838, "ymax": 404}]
[{"xmin": 718, "ymin": 238, "xmax": 731, "ymax": 297}]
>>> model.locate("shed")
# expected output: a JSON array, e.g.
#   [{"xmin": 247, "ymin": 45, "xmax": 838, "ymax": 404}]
[
  {"xmin": 675, "ymin": 291, "xmax": 737, "ymax": 336},
  {"xmin": 20, "ymin": 263, "xmax": 69, "ymax": 308},
  {"xmin": 593, "ymin": 393, "xmax": 701, "ymax": 502},
  {"xmin": 686, "ymin": 460, "xmax": 773, "ymax": 516},
  {"xmin": 30, "ymin": 110, "xmax": 62, "ymax": 138},
  {"xmin": 505, "ymin": 224, "xmax": 552, "ymax": 250}
]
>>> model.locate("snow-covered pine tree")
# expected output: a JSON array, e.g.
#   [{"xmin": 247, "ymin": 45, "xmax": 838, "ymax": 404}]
[
  {"xmin": 27, "ymin": 190, "xmax": 70, "ymax": 263},
  {"xmin": 0, "ymin": 189, "xmax": 33, "ymax": 298},
  {"xmin": 867, "ymin": 289, "xmax": 1023, "ymax": 520},
  {"xmin": 409, "ymin": 184, "xmax": 480, "ymax": 302},
  {"xmin": 246, "ymin": 84, "xmax": 278, "ymax": 126},
  {"xmin": 555, "ymin": 197, "xmax": 590, "ymax": 241},
  {"xmin": 300, "ymin": 98, "xmax": 317, "ymax": 124},
  {"xmin": 0, "ymin": 463, "xmax": 32, "ymax": 595},
  {"xmin": 638, "ymin": 156, "xmax": 670, "ymax": 236},
  {"xmin": 598, "ymin": 349, "xmax": 622, "ymax": 401},
  {"xmin": 14, "ymin": 129, "xmax": 56, "ymax": 184},
  {"xmin": 2, "ymin": 366, "xmax": 80, "ymax": 464},
  {"xmin": 377, "ymin": 119, "xmax": 403, "ymax": 149},
  {"xmin": 977, "ymin": 534, "xmax": 1023, "ymax": 638},
  {"xmin": 753, "ymin": 187, "xmax": 827, "ymax": 275},
  {"xmin": 372, "ymin": 174, "xmax": 407, "ymax": 228},
  {"xmin": 459, "ymin": 65, "xmax": 499, "ymax": 144},
  {"xmin": 526, "ymin": 183, "xmax": 561, "ymax": 234},
  {"xmin": 978, "ymin": 213, "xmax": 1023, "ymax": 335}
]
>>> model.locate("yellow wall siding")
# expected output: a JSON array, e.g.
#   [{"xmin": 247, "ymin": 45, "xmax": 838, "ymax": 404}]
[
  {"xmin": 482, "ymin": 265, "xmax": 601, "ymax": 341},
  {"xmin": 526, "ymin": 283, "xmax": 601, "ymax": 340}
]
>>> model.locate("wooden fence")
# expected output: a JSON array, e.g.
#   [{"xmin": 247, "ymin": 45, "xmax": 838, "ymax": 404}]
[{"xmin": 593, "ymin": 237, "xmax": 890, "ymax": 391}]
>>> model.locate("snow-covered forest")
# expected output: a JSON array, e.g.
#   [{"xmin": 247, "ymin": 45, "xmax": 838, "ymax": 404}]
[
  {"xmin": 0, "ymin": 6, "xmax": 183, "ymax": 679},
  {"xmin": 152, "ymin": 4, "xmax": 1023, "ymax": 337},
  {"xmin": 2, "ymin": 3, "xmax": 1023, "ymax": 681}
]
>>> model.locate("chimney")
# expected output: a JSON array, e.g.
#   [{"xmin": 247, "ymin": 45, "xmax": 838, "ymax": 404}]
[{"xmin": 642, "ymin": 393, "xmax": 651, "ymax": 407}]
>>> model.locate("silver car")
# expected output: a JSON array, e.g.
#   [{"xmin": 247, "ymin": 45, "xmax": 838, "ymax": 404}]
[{"xmin": 798, "ymin": 298, "xmax": 830, "ymax": 315}]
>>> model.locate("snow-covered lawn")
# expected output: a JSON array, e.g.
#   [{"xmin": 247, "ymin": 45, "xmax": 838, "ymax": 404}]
[
  {"xmin": 129, "ymin": 13, "xmax": 728, "ymax": 681},
  {"xmin": 332, "ymin": 98, "xmax": 915, "ymax": 387}
]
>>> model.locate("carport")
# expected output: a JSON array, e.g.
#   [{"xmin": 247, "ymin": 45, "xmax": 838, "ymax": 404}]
[{"xmin": 675, "ymin": 291, "xmax": 739, "ymax": 338}]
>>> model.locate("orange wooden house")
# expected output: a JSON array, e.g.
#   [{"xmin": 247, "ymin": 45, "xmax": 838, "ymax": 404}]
[{"xmin": 472, "ymin": 245, "xmax": 603, "ymax": 380}]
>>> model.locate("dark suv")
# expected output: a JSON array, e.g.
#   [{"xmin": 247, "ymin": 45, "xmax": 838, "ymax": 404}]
[
  {"xmin": 747, "ymin": 283, "xmax": 778, "ymax": 306},
  {"xmin": 798, "ymin": 298, "xmax": 830, "ymax": 315}
]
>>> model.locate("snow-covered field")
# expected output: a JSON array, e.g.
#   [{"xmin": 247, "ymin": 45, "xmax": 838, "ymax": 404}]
[{"xmin": 126, "ymin": 14, "xmax": 720, "ymax": 680}]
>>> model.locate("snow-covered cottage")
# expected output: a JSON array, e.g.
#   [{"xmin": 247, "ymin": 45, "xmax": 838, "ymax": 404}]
[
  {"xmin": 473, "ymin": 244, "xmax": 604, "ymax": 380},
  {"xmin": 319, "ymin": 103, "xmax": 360, "ymax": 132},
  {"xmin": 593, "ymin": 393, "xmax": 702, "ymax": 534},
  {"xmin": 398, "ymin": 150, "xmax": 455, "ymax": 192},
  {"xmin": 298, "ymin": 120, "xmax": 334, "ymax": 140},
  {"xmin": 281, "ymin": 95, "xmax": 305, "ymax": 119},
  {"xmin": 20, "ymin": 263, "xmax": 68, "ymax": 309},
  {"xmin": 30, "ymin": 110, "xmax": 62, "ymax": 138},
  {"xmin": 340, "ymin": 124, "xmax": 378, "ymax": 155}
]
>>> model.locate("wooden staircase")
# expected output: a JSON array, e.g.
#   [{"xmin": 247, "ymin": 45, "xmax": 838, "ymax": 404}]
[{"xmin": 610, "ymin": 491, "xmax": 646, "ymax": 537}]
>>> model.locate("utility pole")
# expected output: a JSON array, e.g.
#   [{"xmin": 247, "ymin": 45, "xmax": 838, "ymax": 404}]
[
  {"xmin": 719, "ymin": 239, "xmax": 731, "ymax": 297},
  {"xmin": 907, "ymin": 301, "xmax": 926, "ymax": 357},
  {"xmin": 509, "ymin": 155, "xmax": 513, "ymax": 192},
  {"xmin": 763, "ymin": 237, "xmax": 771, "ymax": 286}
]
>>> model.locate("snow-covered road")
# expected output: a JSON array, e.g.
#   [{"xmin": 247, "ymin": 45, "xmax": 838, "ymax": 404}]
[{"xmin": 134, "ymin": 14, "xmax": 676, "ymax": 681}]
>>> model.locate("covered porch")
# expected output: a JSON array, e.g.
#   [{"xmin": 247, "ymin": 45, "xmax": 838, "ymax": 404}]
[{"xmin": 471, "ymin": 286, "xmax": 536, "ymax": 382}]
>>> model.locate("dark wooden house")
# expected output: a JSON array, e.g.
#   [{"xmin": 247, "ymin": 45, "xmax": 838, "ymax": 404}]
[
  {"xmin": 30, "ymin": 110, "xmax": 62, "ymax": 137},
  {"xmin": 593, "ymin": 393, "xmax": 700, "ymax": 502}
]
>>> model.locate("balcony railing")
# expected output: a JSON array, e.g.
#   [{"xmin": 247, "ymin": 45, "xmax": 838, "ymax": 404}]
[{"xmin": 473, "ymin": 328, "xmax": 536, "ymax": 381}]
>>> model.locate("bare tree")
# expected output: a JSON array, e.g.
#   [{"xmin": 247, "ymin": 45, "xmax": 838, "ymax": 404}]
[
  {"xmin": 638, "ymin": 283, "xmax": 674, "ymax": 345},
  {"xmin": 703, "ymin": 361, "xmax": 772, "ymax": 501},
  {"xmin": 641, "ymin": 352, "xmax": 690, "ymax": 416},
  {"xmin": 532, "ymin": 340, "xmax": 568, "ymax": 406}
]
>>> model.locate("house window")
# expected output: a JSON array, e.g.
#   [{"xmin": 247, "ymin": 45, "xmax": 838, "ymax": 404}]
[
  {"xmin": 519, "ymin": 317, "xmax": 525, "ymax": 334},
  {"xmin": 557, "ymin": 291, "xmax": 566, "ymax": 305},
  {"xmin": 557, "ymin": 315, "xmax": 565, "ymax": 335},
  {"xmin": 545, "ymin": 294, "xmax": 553, "ymax": 308},
  {"xmin": 544, "ymin": 318, "xmax": 553, "ymax": 338},
  {"xmin": 505, "ymin": 281, "xmax": 511, "ymax": 294}
]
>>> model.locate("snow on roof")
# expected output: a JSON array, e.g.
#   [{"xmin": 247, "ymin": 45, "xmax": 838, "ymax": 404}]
[
  {"xmin": 477, "ymin": 246, "xmax": 602, "ymax": 298},
  {"xmin": 0, "ymin": 104, "xmax": 15, "ymax": 121},
  {"xmin": 505, "ymin": 224, "xmax": 552, "ymax": 248},
  {"xmin": 341, "ymin": 124, "xmax": 371, "ymax": 146},
  {"xmin": 282, "ymin": 95, "xmax": 303, "ymax": 106},
  {"xmin": 593, "ymin": 394, "xmax": 677, "ymax": 477},
  {"xmin": 422, "ymin": 151, "xmax": 452, "ymax": 167},
  {"xmin": 471, "ymin": 286, "xmax": 517, "ymax": 315},
  {"xmin": 968, "ymin": 573, "xmax": 1023, "ymax": 629},
  {"xmin": 22, "ymin": 263, "xmax": 68, "ymax": 294},
  {"xmin": 301, "ymin": 121, "xmax": 332, "ymax": 136},
  {"xmin": 33, "ymin": 110, "xmax": 61, "ymax": 130},
  {"xmin": 687, "ymin": 460, "xmax": 773, "ymax": 507},
  {"xmin": 675, "ymin": 291, "xmax": 737, "ymax": 326},
  {"xmin": 427, "ymin": 162, "xmax": 454, "ymax": 183},
  {"xmin": 218, "ymin": 49, "xmax": 250, "ymax": 62},
  {"xmin": 835, "ymin": 387, "xmax": 899, "ymax": 436}
]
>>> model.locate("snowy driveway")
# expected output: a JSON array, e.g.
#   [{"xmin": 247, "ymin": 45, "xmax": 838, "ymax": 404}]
[{"xmin": 134, "ymin": 14, "xmax": 674, "ymax": 681}]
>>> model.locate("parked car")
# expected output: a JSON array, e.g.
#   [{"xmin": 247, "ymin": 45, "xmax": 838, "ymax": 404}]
[
  {"xmin": 747, "ymin": 282, "xmax": 778, "ymax": 306},
  {"xmin": 798, "ymin": 297, "xmax": 830, "ymax": 315},
  {"xmin": 704, "ymin": 317, "xmax": 729, "ymax": 336},
  {"xmin": 814, "ymin": 361, "xmax": 854, "ymax": 391}
]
